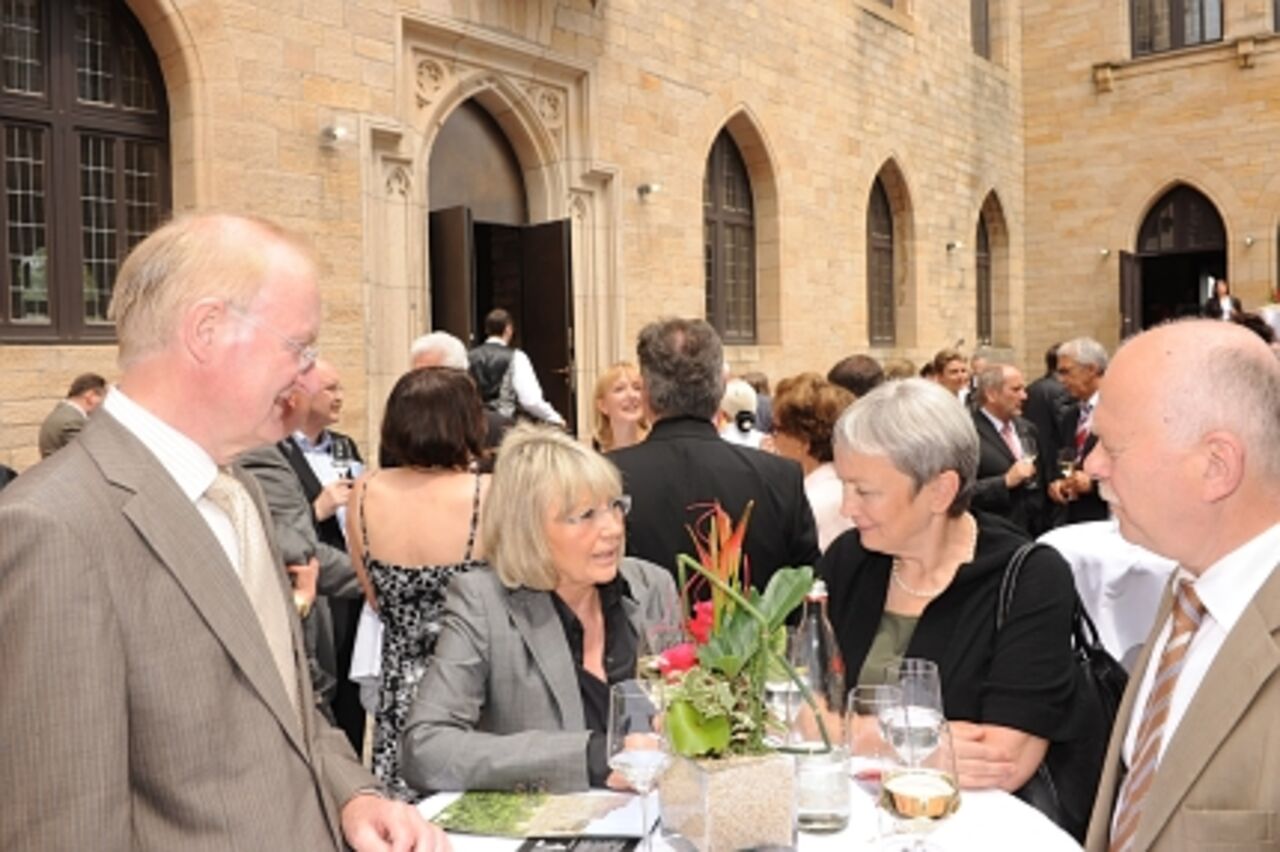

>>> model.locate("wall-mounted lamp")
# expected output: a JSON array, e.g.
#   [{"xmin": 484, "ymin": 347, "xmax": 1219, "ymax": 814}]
[
  {"xmin": 1244, "ymin": 235, "xmax": 1256, "ymax": 247},
  {"xmin": 320, "ymin": 124, "xmax": 350, "ymax": 149},
  {"xmin": 945, "ymin": 240, "xmax": 963, "ymax": 252},
  {"xmin": 1099, "ymin": 247, "xmax": 1111, "ymax": 258},
  {"xmin": 637, "ymin": 182, "xmax": 663, "ymax": 201}
]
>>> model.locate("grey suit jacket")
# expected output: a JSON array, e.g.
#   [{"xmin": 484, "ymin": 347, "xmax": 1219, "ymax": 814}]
[
  {"xmin": 0, "ymin": 413, "xmax": 374, "ymax": 850},
  {"xmin": 1085, "ymin": 563, "xmax": 1280, "ymax": 851},
  {"xmin": 401, "ymin": 557, "xmax": 677, "ymax": 794},
  {"xmin": 37, "ymin": 400, "xmax": 87, "ymax": 458}
]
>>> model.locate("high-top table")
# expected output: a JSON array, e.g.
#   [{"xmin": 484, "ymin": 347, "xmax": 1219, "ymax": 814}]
[{"xmin": 418, "ymin": 780, "xmax": 1083, "ymax": 851}]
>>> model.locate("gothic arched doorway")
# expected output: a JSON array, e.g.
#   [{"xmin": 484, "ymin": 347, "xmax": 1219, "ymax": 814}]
[
  {"xmin": 1120, "ymin": 184, "xmax": 1226, "ymax": 335},
  {"xmin": 427, "ymin": 98, "xmax": 575, "ymax": 428}
]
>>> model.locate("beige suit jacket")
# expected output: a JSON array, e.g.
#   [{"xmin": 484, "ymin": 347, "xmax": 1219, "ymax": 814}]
[
  {"xmin": 0, "ymin": 413, "xmax": 374, "ymax": 850},
  {"xmin": 1085, "ymin": 564, "xmax": 1280, "ymax": 851},
  {"xmin": 37, "ymin": 399, "xmax": 86, "ymax": 457}
]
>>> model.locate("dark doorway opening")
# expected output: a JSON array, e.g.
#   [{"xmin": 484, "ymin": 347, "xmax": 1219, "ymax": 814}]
[
  {"xmin": 426, "ymin": 99, "xmax": 575, "ymax": 429},
  {"xmin": 1120, "ymin": 184, "xmax": 1226, "ymax": 337}
]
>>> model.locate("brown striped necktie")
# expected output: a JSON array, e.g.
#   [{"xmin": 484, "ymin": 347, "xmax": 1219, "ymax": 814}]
[{"xmin": 1109, "ymin": 580, "xmax": 1205, "ymax": 852}]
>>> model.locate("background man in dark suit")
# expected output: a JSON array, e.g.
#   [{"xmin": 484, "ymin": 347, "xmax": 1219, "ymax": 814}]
[
  {"xmin": 37, "ymin": 372, "xmax": 106, "ymax": 457},
  {"xmin": 1023, "ymin": 343, "xmax": 1073, "ymax": 530},
  {"xmin": 0, "ymin": 213, "xmax": 441, "ymax": 850},
  {"xmin": 609, "ymin": 317, "xmax": 820, "ymax": 592},
  {"xmin": 1049, "ymin": 336, "xmax": 1110, "ymax": 524},
  {"xmin": 277, "ymin": 358, "xmax": 366, "ymax": 751},
  {"xmin": 970, "ymin": 363, "xmax": 1044, "ymax": 535}
]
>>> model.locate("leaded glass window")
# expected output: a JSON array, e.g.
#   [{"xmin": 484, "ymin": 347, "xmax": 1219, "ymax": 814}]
[
  {"xmin": 1132, "ymin": 0, "xmax": 1222, "ymax": 56},
  {"xmin": 704, "ymin": 130, "xmax": 756, "ymax": 344},
  {"xmin": 867, "ymin": 179, "xmax": 895, "ymax": 346},
  {"xmin": 0, "ymin": 0, "xmax": 168, "ymax": 340}
]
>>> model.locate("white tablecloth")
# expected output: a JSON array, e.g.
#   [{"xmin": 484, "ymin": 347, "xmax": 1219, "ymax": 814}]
[
  {"xmin": 418, "ymin": 781, "xmax": 1082, "ymax": 852},
  {"xmin": 1038, "ymin": 520, "xmax": 1176, "ymax": 670}
]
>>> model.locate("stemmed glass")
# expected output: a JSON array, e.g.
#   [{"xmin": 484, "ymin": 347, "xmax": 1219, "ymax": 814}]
[
  {"xmin": 878, "ymin": 718, "xmax": 961, "ymax": 850},
  {"xmin": 330, "ymin": 439, "xmax": 354, "ymax": 479},
  {"xmin": 1020, "ymin": 434, "xmax": 1039, "ymax": 489},
  {"xmin": 848, "ymin": 684, "xmax": 904, "ymax": 796},
  {"xmin": 636, "ymin": 621, "xmax": 686, "ymax": 709},
  {"xmin": 607, "ymin": 680, "xmax": 671, "ymax": 852},
  {"xmin": 881, "ymin": 659, "xmax": 944, "ymax": 762}
]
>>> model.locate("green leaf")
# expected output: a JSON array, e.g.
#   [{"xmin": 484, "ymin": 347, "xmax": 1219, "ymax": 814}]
[
  {"xmin": 665, "ymin": 698, "xmax": 732, "ymax": 757},
  {"xmin": 756, "ymin": 566, "xmax": 814, "ymax": 632},
  {"xmin": 696, "ymin": 603, "xmax": 759, "ymax": 678}
]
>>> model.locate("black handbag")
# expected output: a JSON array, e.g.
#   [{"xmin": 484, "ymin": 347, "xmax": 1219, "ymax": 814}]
[{"xmin": 997, "ymin": 542, "xmax": 1129, "ymax": 842}]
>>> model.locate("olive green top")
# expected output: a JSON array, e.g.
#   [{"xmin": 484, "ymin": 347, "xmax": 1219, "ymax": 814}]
[{"xmin": 857, "ymin": 611, "xmax": 920, "ymax": 687}]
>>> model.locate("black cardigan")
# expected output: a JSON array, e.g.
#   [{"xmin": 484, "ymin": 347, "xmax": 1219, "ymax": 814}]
[{"xmin": 818, "ymin": 512, "xmax": 1078, "ymax": 742}]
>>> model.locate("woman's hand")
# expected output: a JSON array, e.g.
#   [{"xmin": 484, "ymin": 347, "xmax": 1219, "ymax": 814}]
[{"xmin": 950, "ymin": 721, "xmax": 1047, "ymax": 792}]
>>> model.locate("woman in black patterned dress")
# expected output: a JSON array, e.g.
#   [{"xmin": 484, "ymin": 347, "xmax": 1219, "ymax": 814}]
[{"xmin": 347, "ymin": 367, "xmax": 489, "ymax": 801}]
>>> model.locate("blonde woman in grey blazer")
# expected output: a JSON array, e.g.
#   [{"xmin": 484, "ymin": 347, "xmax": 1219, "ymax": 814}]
[{"xmin": 401, "ymin": 425, "xmax": 678, "ymax": 794}]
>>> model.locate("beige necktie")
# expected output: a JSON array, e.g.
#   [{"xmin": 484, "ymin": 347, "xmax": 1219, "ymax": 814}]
[
  {"xmin": 1109, "ymin": 580, "xmax": 1206, "ymax": 852},
  {"xmin": 205, "ymin": 469, "xmax": 300, "ymax": 717},
  {"xmin": 1000, "ymin": 420, "xmax": 1021, "ymax": 458}
]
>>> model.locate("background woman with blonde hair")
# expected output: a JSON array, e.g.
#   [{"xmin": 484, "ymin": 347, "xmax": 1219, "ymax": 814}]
[{"xmin": 591, "ymin": 361, "xmax": 649, "ymax": 451}]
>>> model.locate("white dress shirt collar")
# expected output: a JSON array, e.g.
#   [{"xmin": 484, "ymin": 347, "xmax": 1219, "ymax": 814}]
[
  {"xmin": 1192, "ymin": 521, "xmax": 1280, "ymax": 635},
  {"xmin": 102, "ymin": 388, "xmax": 218, "ymax": 502}
]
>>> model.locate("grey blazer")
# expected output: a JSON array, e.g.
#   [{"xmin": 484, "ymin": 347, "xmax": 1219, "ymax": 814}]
[
  {"xmin": 1085, "ymin": 563, "xmax": 1280, "ymax": 851},
  {"xmin": 0, "ymin": 412, "xmax": 374, "ymax": 850},
  {"xmin": 401, "ymin": 557, "xmax": 677, "ymax": 794}
]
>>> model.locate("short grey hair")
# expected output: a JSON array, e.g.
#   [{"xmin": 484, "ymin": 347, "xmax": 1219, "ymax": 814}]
[
  {"xmin": 636, "ymin": 317, "xmax": 724, "ymax": 420},
  {"xmin": 481, "ymin": 424, "xmax": 623, "ymax": 591},
  {"xmin": 1058, "ymin": 337, "xmax": 1108, "ymax": 373},
  {"xmin": 974, "ymin": 363, "xmax": 1012, "ymax": 405},
  {"xmin": 410, "ymin": 331, "xmax": 468, "ymax": 370},
  {"xmin": 833, "ymin": 378, "xmax": 978, "ymax": 516}
]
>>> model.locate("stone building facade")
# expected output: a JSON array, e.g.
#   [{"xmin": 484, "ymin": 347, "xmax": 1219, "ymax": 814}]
[{"xmin": 3, "ymin": 0, "xmax": 1272, "ymax": 470}]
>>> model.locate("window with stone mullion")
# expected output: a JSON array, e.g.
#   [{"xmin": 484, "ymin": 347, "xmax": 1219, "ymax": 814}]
[{"xmin": 1131, "ymin": 0, "xmax": 1222, "ymax": 56}]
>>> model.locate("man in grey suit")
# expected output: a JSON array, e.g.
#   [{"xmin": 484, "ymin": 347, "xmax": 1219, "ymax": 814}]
[
  {"xmin": 1083, "ymin": 320, "xmax": 1280, "ymax": 851},
  {"xmin": 0, "ymin": 214, "xmax": 445, "ymax": 850},
  {"xmin": 37, "ymin": 371, "xmax": 106, "ymax": 457}
]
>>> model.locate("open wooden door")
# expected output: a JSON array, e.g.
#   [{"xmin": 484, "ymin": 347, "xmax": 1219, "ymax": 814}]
[
  {"xmin": 429, "ymin": 206, "xmax": 475, "ymax": 344},
  {"xmin": 1120, "ymin": 251, "xmax": 1142, "ymax": 339},
  {"xmin": 521, "ymin": 219, "xmax": 575, "ymax": 432}
]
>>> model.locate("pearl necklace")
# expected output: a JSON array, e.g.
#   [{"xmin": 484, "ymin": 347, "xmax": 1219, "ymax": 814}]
[{"xmin": 889, "ymin": 514, "xmax": 979, "ymax": 599}]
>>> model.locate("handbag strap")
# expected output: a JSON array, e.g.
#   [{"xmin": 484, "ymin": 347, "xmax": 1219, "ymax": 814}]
[{"xmin": 997, "ymin": 541, "xmax": 1040, "ymax": 631}]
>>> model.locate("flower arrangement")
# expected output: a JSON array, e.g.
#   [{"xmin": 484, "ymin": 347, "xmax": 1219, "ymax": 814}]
[{"xmin": 659, "ymin": 500, "xmax": 831, "ymax": 758}]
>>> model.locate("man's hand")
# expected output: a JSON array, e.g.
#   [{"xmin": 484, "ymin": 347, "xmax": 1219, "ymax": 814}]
[
  {"xmin": 313, "ymin": 478, "xmax": 353, "ymax": 521},
  {"xmin": 1003, "ymin": 459, "xmax": 1036, "ymax": 490},
  {"xmin": 1047, "ymin": 478, "xmax": 1073, "ymax": 504},
  {"xmin": 286, "ymin": 557, "xmax": 319, "ymax": 612},
  {"xmin": 341, "ymin": 793, "xmax": 451, "ymax": 852}
]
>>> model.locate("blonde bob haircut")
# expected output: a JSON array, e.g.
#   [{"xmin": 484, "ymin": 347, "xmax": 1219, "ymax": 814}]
[
  {"xmin": 483, "ymin": 424, "xmax": 624, "ymax": 591},
  {"xmin": 107, "ymin": 213, "xmax": 316, "ymax": 367}
]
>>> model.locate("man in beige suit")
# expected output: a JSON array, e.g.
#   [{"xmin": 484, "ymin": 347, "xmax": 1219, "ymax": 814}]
[
  {"xmin": 0, "ymin": 214, "xmax": 447, "ymax": 851},
  {"xmin": 1083, "ymin": 320, "xmax": 1280, "ymax": 851}
]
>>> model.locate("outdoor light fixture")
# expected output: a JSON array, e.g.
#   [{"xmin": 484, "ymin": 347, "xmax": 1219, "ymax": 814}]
[
  {"xmin": 945, "ymin": 240, "xmax": 962, "ymax": 252},
  {"xmin": 1099, "ymin": 247, "xmax": 1111, "ymax": 258},
  {"xmin": 320, "ymin": 125, "xmax": 349, "ymax": 149},
  {"xmin": 637, "ymin": 182, "xmax": 663, "ymax": 200},
  {"xmin": 1245, "ymin": 235, "xmax": 1256, "ymax": 247}
]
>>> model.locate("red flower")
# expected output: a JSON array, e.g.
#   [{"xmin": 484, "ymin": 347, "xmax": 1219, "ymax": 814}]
[
  {"xmin": 658, "ymin": 642, "xmax": 699, "ymax": 675},
  {"xmin": 688, "ymin": 600, "xmax": 715, "ymax": 645}
]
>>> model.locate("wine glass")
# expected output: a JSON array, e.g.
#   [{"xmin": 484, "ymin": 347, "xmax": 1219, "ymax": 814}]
[
  {"xmin": 880, "ymin": 659, "xmax": 944, "ymax": 763},
  {"xmin": 1056, "ymin": 446, "xmax": 1078, "ymax": 480},
  {"xmin": 636, "ymin": 619, "xmax": 687, "ymax": 708},
  {"xmin": 763, "ymin": 626, "xmax": 802, "ymax": 747},
  {"xmin": 330, "ymin": 439, "xmax": 354, "ymax": 479},
  {"xmin": 847, "ymin": 684, "xmax": 903, "ymax": 797},
  {"xmin": 878, "ymin": 718, "xmax": 961, "ymax": 850},
  {"xmin": 1020, "ymin": 433, "xmax": 1039, "ymax": 489},
  {"xmin": 607, "ymin": 681, "xmax": 671, "ymax": 852}
]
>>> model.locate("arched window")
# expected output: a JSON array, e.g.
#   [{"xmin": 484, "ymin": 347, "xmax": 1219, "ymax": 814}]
[
  {"xmin": 1137, "ymin": 184, "xmax": 1225, "ymax": 254},
  {"xmin": 866, "ymin": 178, "xmax": 895, "ymax": 345},
  {"xmin": 0, "ymin": 0, "xmax": 169, "ymax": 341},
  {"xmin": 1131, "ymin": 0, "xmax": 1222, "ymax": 56},
  {"xmin": 704, "ymin": 130, "xmax": 755, "ymax": 343},
  {"xmin": 976, "ymin": 212, "xmax": 992, "ymax": 344}
]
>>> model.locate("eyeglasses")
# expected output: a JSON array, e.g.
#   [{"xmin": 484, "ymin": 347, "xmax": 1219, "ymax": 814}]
[
  {"xmin": 561, "ymin": 495, "xmax": 633, "ymax": 526},
  {"xmin": 229, "ymin": 305, "xmax": 318, "ymax": 371}
]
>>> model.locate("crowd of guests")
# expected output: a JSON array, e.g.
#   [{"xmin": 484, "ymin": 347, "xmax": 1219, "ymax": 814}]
[{"xmin": 3, "ymin": 213, "xmax": 1280, "ymax": 852}]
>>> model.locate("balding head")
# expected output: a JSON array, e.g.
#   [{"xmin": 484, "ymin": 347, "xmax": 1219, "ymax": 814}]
[{"xmin": 1085, "ymin": 320, "xmax": 1280, "ymax": 570}]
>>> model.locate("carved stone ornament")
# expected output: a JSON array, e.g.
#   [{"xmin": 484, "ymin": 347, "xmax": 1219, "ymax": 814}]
[
  {"xmin": 416, "ymin": 58, "xmax": 448, "ymax": 107},
  {"xmin": 386, "ymin": 165, "xmax": 412, "ymax": 198},
  {"xmin": 522, "ymin": 82, "xmax": 565, "ymax": 128}
]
